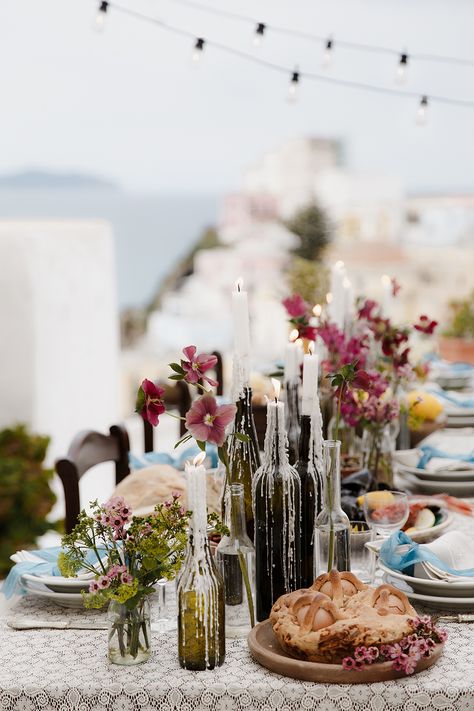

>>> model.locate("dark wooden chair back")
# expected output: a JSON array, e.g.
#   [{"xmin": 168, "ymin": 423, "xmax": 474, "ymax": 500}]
[
  {"xmin": 144, "ymin": 379, "xmax": 192, "ymax": 453},
  {"xmin": 55, "ymin": 424, "xmax": 130, "ymax": 533}
]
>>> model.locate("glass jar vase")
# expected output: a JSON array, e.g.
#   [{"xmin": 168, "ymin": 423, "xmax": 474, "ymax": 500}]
[
  {"xmin": 362, "ymin": 424, "xmax": 395, "ymax": 488},
  {"xmin": 107, "ymin": 597, "xmax": 151, "ymax": 665}
]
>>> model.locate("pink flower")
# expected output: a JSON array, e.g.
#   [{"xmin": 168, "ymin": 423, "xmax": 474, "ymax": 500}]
[
  {"xmin": 282, "ymin": 294, "xmax": 309, "ymax": 319},
  {"xmin": 97, "ymin": 575, "xmax": 110, "ymax": 589},
  {"xmin": 89, "ymin": 580, "xmax": 100, "ymax": 594},
  {"xmin": 180, "ymin": 346, "xmax": 218, "ymax": 387},
  {"xmin": 136, "ymin": 379, "xmax": 166, "ymax": 427},
  {"xmin": 414, "ymin": 315, "xmax": 438, "ymax": 335},
  {"xmin": 185, "ymin": 394, "xmax": 236, "ymax": 446},
  {"xmin": 342, "ymin": 656, "xmax": 357, "ymax": 670},
  {"xmin": 121, "ymin": 572, "xmax": 134, "ymax": 585}
]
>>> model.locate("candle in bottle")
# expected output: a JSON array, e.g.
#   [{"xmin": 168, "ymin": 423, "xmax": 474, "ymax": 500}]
[
  {"xmin": 302, "ymin": 350, "xmax": 319, "ymax": 417},
  {"xmin": 232, "ymin": 278, "xmax": 251, "ymax": 401}
]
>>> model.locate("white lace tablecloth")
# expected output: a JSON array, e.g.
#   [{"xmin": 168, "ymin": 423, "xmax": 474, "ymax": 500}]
[{"xmin": 1, "ymin": 513, "xmax": 474, "ymax": 711}]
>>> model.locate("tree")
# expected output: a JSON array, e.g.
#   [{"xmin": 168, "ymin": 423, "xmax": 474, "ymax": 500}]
[{"xmin": 285, "ymin": 202, "xmax": 332, "ymax": 261}]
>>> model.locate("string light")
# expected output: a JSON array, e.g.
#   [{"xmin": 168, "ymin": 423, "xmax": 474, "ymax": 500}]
[
  {"xmin": 253, "ymin": 22, "xmax": 265, "ymax": 47},
  {"xmin": 416, "ymin": 95, "xmax": 429, "ymax": 125},
  {"xmin": 322, "ymin": 38, "xmax": 333, "ymax": 69},
  {"xmin": 287, "ymin": 68, "xmax": 300, "ymax": 102},
  {"xmin": 396, "ymin": 52, "xmax": 409, "ymax": 83},
  {"xmin": 166, "ymin": 0, "xmax": 474, "ymax": 71},
  {"xmin": 91, "ymin": 2, "xmax": 474, "ymax": 116},
  {"xmin": 94, "ymin": 1, "xmax": 108, "ymax": 31},
  {"xmin": 192, "ymin": 37, "xmax": 205, "ymax": 63}
]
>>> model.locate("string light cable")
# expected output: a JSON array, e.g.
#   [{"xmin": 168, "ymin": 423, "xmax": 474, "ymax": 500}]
[
  {"xmin": 93, "ymin": 1, "xmax": 474, "ymax": 113},
  {"xmin": 164, "ymin": 0, "xmax": 474, "ymax": 70}
]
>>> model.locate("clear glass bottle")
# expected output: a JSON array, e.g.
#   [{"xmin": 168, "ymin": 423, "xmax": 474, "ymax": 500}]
[
  {"xmin": 285, "ymin": 381, "xmax": 301, "ymax": 466},
  {"xmin": 254, "ymin": 399, "xmax": 301, "ymax": 622},
  {"xmin": 362, "ymin": 424, "xmax": 395, "ymax": 488},
  {"xmin": 314, "ymin": 440, "xmax": 351, "ymax": 575},
  {"xmin": 226, "ymin": 387, "xmax": 261, "ymax": 541},
  {"xmin": 107, "ymin": 598, "xmax": 151, "ymax": 666},
  {"xmin": 296, "ymin": 414, "xmax": 324, "ymax": 588},
  {"xmin": 216, "ymin": 483, "xmax": 255, "ymax": 638},
  {"xmin": 328, "ymin": 415, "xmax": 357, "ymax": 456},
  {"xmin": 178, "ymin": 464, "xmax": 225, "ymax": 670}
]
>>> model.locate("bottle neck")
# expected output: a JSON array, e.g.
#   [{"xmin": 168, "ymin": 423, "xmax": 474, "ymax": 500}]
[
  {"xmin": 285, "ymin": 381, "xmax": 300, "ymax": 424},
  {"xmin": 229, "ymin": 484, "xmax": 247, "ymax": 540},
  {"xmin": 298, "ymin": 414, "xmax": 311, "ymax": 463},
  {"xmin": 322, "ymin": 440, "xmax": 342, "ymax": 511},
  {"xmin": 234, "ymin": 386, "xmax": 254, "ymax": 431}
]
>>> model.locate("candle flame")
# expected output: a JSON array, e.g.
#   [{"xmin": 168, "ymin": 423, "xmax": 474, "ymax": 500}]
[
  {"xmin": 326, "ymin": 292, "xmax": 333, "ymax": 304},
  {"xmin": 308, "ymin": 341, "xmax": 315, "ymax": 355},
  {"xmin": 271, "ymin": 378, "xmax": 281, "ymax": 401},
  {"xmin": 381, "ymin": 274, "xmax": 391, "ymax": 286},
  {"xmin": 289, "ymin": 328, "xmax": 299, "ymax": 342},
  {"xmin": 335, "ymin": 260, "xmax": 345, "ymax": 270},
  {"xmin": 193, "ymin": 452, "xmax": 206, "ymax": 466},
  {"xmin": 312, "ymin": 303, "xmax": 322, "ymax": 317},
  {"xmin": 234, "ymin": 277, "xmax": 244, "ymax": 292}
]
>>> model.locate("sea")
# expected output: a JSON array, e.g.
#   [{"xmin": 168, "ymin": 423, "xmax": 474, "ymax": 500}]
[{"xmin": 0, "ymin": 188, "xmax": 221, "ymax": 309}]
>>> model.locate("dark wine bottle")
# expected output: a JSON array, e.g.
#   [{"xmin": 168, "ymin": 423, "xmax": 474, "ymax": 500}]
[
  {"xmin": 227, "ymin": 387, "xmax": 261, "ymax": 541},
  {"xmin": 296, "ymin": 414, "xmax": 324, "ymax": 587},
  {"xmin": 285, "ymin": 381, "xmax": 301, "ymax": 466},
  {"xmin": 254, "ymin": 398, "xmax": 301, "ymax": 622}
]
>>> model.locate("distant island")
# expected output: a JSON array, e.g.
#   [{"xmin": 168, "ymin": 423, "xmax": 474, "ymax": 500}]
[{"xmin": 0, "ymin": 170, "xmax": 119, "ymax": 190}]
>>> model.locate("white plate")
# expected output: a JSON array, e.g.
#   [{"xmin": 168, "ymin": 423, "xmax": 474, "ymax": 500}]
[
  {"xmin": 406, "ymin": 510, "xmax": 453, "ymax": 542},
  {"xmin": 379, "ymin": 562, "xmax": 474, "ymax": 597},
  {"xmin": 399, "ymin": 471, "xmax": 474, "ymax": 497},
  {"xmin": 22, "ymin": 573, "xmax": 90, "ymax": 593},
  {"xmin": 398, "ymin": 464, "xmax": 474, "ymax": 482},
  {"xmin": 383, "ymin": 574, "xmax": 474, "ymax": 610},
  {"xmin": 22, "ymin": 581, "xmax": 86, "ymax": 609}
]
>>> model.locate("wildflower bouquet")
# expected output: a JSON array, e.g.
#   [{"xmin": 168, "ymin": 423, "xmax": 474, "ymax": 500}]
[{"xmin": 341, "ymin": 615, "xmax": 447, "ymax": 675}]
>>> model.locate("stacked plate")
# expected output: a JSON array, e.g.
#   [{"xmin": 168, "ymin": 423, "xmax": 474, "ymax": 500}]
[
  {"xmin": 21, "ymin": 573, "xmax": 90, "ymax": 608},
  {"xmin": 378, "ymin": 530, "xmax": 474, "ymax": 611}
]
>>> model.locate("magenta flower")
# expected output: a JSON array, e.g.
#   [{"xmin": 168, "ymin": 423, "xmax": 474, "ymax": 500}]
[
  {"xmin": 282, "ymin": 294, "xmax": 309, "ymax": 319},
  {"xmin": 136, "ymin": 379, "xmax": 166, "ymax": 426},
  {"xmin": 185, "ymin": 393, "xmax": 236, "ymax": 446},
  {"xmin": 180, "ymin": 346, "xmax": 218, "ymax": 387},
  {"xmin": 414, "ymin": 315, "xmax": 438, "ymax": 335}
]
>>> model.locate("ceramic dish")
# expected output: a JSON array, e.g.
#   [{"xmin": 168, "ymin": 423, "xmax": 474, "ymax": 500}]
[
  {"xmin": 247, "ymin": 619, "xmax": 443, "ymax": 683},
  {"xmin": 406, "ymin": 510, "xmax": 453, "ymax": 542},
  {"xmin": 21, "ymin": 572, "xmax": 90, "ymax": 594},
  {"xmin": 22, "ymin": 580, "xmax": 85, "ymax": 609},
  {"xmin": 398, "ymin": 471, "xmax": 474, "ymax": 497},
  {"xmin": 397, "ymin": 464, "xmax": 474, "ymax": 482},
  {"xmin": 378, "ymin": 562, "xmax": 474, "ymax": 597},
  {"xmin": 382, "ymin": 574, "xmax": 474, "ymax": 611}
]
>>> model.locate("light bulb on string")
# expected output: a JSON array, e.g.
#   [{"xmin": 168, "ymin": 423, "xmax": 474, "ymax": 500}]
[
  {"xmin": 191, "ymin": 37, "xmax": 205, "ymax": 64},
  {"xmin": 416, "ymin": 95, "xmax": 429, "ymax": 126},
  {"xmin": 287, "ymin": 68, "xmax": 300, "ymax": 103},
  {"xmin": 322, "ymin": 38, "xmax": 333, "ymax": 69},
  {"xmin": 395, "ymin": 52, "xmax": 409, "ymax": 84},
  {"xmin": 94, "ymin": 1, "xmax": 108, "ymax": 32},
  {"xmin": 253, "ymin": 23, "xmax": 266, "ymax": 47}
]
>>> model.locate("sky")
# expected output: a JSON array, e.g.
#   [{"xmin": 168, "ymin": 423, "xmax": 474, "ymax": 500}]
[{"xmin": 1, "ymin": 0, "xmax": 474, "ymax": 194}]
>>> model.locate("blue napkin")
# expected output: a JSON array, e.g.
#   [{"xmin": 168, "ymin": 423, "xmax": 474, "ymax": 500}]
[
  {"xmin": 424, "ymin": 353, "xmax": 474, "ymax": 372},
  {"xmin": 3, "ymin": 546, "xmax": 105, "ymax": 599},
  {"xmin": 129, "ymin": 444, "xmax": 218, "ymax": 471},
  {"xmin": 426, "ymin": 388, "xmax": 474, "ymax": 409},
  {"xmin": 380, "ymin": 530, "xmax": 474, "ymax": 578},
  {"xmin": 417, "ymin": 444, "xmax": 474, "ymax": 470}
]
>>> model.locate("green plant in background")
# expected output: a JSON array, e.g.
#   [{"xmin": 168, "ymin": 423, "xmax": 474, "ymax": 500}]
[
  {"xmin": 284, "ymin": 201, "xmax": 332, "ymax": 306},
  {"xmin": 285, "ymin": 201, "xmax": 332, "ymax": 261},
  {"xmin": 443, "ymin": 290, "xmax": 474, "ymax": 338},
  {"xmin": 0, "ymin": 424, "xmax": 58, "ymax": 576}
]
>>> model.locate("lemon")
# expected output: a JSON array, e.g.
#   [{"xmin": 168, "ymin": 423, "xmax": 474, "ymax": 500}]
[
  {"xmin": 414, "ymin": 508, "xmax": 436, "ymax": 530},
  {"xmin": 356, "ymin": 491, "xmax": 394, "ymax": 508},
  {"xmin": 407, "ymin": 391, "xmax": 443, "ymax": 421}
]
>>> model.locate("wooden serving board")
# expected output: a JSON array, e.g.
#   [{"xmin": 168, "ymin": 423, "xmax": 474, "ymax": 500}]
[{"xmin": 247, "ymin": 620, "xmax": 443, "ymax": 684}]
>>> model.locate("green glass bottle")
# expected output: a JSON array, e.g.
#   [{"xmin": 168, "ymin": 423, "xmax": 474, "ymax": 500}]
[
  {"xmin": 178, "ymin": 459, "xmax": 225, "ymax": 670},
  {"xmin": 227, "ymin": 386, "xmax": 261, "ymax": 541},
  {"xmin": 296, "ymin": 413, "xmax": 324, "ymax": 587},
  {"xmin": 254, "ymin": 398, "xmax": 301, "ymax": 622}
]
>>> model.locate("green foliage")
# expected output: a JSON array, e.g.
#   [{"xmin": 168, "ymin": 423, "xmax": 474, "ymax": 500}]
[
  {"xmin": 0, "ymin": 424, "xmax": 58, "ymax": 576},
  {"xmin": 444, "ymin": 290, "xmax": 474, "ymax": 338},
  {"xmin": 287, "ymin": 257, "xmax": 329, "ymax": 306},
  {"xmin": 285, "ymin": 202, "xmax": 332, "ymax": 261}
]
